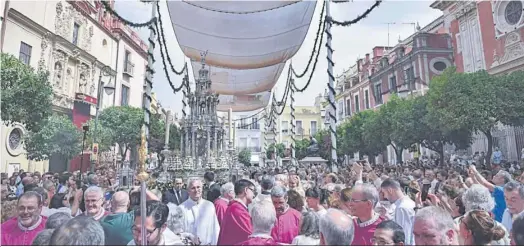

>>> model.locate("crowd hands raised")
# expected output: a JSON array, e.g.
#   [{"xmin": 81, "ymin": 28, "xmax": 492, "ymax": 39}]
[{"xmin": 1, "ymin": 156, "xmax": 524, "ymax": 246}]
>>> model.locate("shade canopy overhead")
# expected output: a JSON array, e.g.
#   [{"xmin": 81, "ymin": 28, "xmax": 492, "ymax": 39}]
[
  {"xmin": 167, "ymin": 0, "xmax": 317, "ymax": 111},
  {"xmin": 191, "ymin": 60, "xmax": 285, "ymax": 95},
  {"xmin": 217, "ymin": 92, "xmax": 271, "ymax": 112}
]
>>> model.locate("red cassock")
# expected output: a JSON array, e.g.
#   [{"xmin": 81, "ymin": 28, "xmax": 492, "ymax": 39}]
[
  {"xmin": 270, "ymin": 208, "xmax": 301, "ymax": 244},
  {"xmin": 218, "ymin": 200, "xmax": 253, "ymax": 245},
  {"xmin": 214, "ymin": 198, "xmax": 229, "ymax": 226},
  {"xmin": 236, "ymin": 237, "xmax": 279, "ymax": 246}
]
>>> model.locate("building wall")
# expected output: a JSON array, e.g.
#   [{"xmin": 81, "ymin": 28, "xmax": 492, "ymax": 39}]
[
  {"xmin": 0, "ymin": 0, "xmax": 148, "ymax": 173},
  {"xmin": 233, "ymin": 110, "xmax": 265, "ymax": 152},
  {"xmin": 277, "ymin": 105, "xmax": 323, "ymax": 148}
]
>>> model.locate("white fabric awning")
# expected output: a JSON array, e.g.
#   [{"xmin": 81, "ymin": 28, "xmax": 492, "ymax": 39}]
[
  {"xmin": 217, "ymin": 92, "xmax": 271, "ymax": 112},
  {"xmin": 167, "ymin": 0, "xmax": 316, "ymax": 69},
  {"xmin": 191, "ymin": 60, "xmax": 285, "ymax": 95},
  {"xmin": 181, "ymin": 1, "xmax": 301, "ymax": 14}
]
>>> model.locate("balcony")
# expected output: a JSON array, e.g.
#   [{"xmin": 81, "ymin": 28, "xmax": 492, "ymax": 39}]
[
  {"xmin": 123, "ymin": 61, "xmax": 134, "ymax": 77},
  {"xmin": 238, "ymin": 146, "xmax": 262, "ymax": 152}
]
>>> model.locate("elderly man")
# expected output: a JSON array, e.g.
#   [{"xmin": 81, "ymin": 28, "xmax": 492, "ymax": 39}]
[
  {"xmin": 270, "ymin": 185, "xmax": 301, "ymax": 244},
  {"xmin": 319, "ymin": 208, "xmax": 354, "ymax": 245},
  {"xmin": 380, "ymin": 179, "xmax": 415, "ymax": 245},
  {"xmin": 468, "ymin": 165, "xmax": 509, "ymax": 222},
  {"xmin": 32, "ymin": 229, "xmax": 54, "ymax": 245},
  {"xmin": 218, "ymin": 179, "xmax": 256, "ymax": 245},
  {"xmin": 349, "ymin": 184, "xmax": 385, "ymax": 245},
  {"xmin": 45, "ymin": 212, "xmax": 72, "ymax": 229},
  {"xmin": 180, "ymin": 178, "xmax": 220, "ymax": 245},
  {"xmin": 214, "ymin": 182, "xmax": 234, "ymax": 225},
  {"xmin": 1, "ymin": 191, "xmax": 48, "ymax": 245},
  {"xmin": 50, "ymin": 215, "xmax": 104, "ymax": 245},
  {"xmin": 502, "ymin": 181, "xmax": 524, "ymax": 233},
  {"xmin": 84, "ymin": 186, "xmax": 109, "ymax": 220},
  {"xmin": 238, "ymin": 200, "xmax": 278, "ymax": 245},
  {"xmin": 163, "ymin": 178, "xmax": 189, "ymax": 205},
  {"xmin": 413, "ymin": 206, "xmax": 459, "ymax": 245}
]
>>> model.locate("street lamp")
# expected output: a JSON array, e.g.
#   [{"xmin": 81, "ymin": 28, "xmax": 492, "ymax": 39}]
[{"xmin": 91, "ymin": 65, "xmax": 115, "ymax": 172}]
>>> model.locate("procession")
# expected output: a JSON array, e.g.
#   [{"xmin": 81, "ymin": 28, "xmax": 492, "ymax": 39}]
[{"xmin": 2, "ymin": 0, "xmax": 524, "ymax": 246}]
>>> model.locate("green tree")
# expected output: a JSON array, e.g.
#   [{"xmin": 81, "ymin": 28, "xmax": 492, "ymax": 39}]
[
  {"xmin": 98, "ymin": 106, "xmax": 143, "ymax": 162},
  {"xmin": 149, "ymin": 114, "xmax": 166, "ymax": 154},
  {"xmin": 266, "ymin": 143, "xmax": 285, "ymax": 159},
  {"xmin": 338, "ymin": 110, "xmax": 382, "ymax": 160},
  {"xmin": 314, "ymin": 129, "xmax": 332, "ymax": 160},
  {"xmin": 361, "ymin": 110, "xmax": 389, "ymax": 158},
  {"xmin": 238, "ymin": 149, "xmax": 252, "ymax": 166},
  {"xmin": 24, "ymin": 115, "xmax": 82, "ymax": 166},
  {"xmin": 168, "ymin": 124, "xmax": 181, "ymax": 151},
  {"xmin": 84, "ymin": 119, "xmax": 114, "ymax": 153},
  {"xmin": 411, "ymin": 95, "xmax": 472, "ymax": 164},
  {"xmin": 1, "ymin": 53, "xmax": 53, "ymax": 132},
  {"xmin": 426, "ymin": 68, "xmax": 523, "ymax": 159},
  {"xmin": 294, "ymin": 139, "xmax": 311, "ymax": 160}
]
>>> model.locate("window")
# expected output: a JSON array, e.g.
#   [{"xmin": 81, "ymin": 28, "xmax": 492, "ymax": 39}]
[
  {"xmin": 121, "ymin": 85, "xmax": 129, "ymax": 106},
  {"xmin": 72, "ymin": 23, "xmax": 80, "ymax": 45},
  {"xmin": 282, "ymin": 121, "xmax": 289, "ymax": 134},
  {"xmin": 124, "ymin": 50, "xmax": 134, "ymax": 75},
  {"xmin": 337, "ymin": 101, "xmax": 344, "ymax": 120},
  {"xmin": 433, "ymin": 61, "xmax": 447, "ymax": 71},
  {"xmin": 19, "ymin": 42, "xmax": 32, "ymax": 65},
  {"xmin": 374, "ymin": 84, "xmax": 383, "ymax": 104},
  {"xmin": 404, "ymin": 67, "xmax": 415, "ymax": 89},
  {"xmin": 354, "ymin": 95, "xmax": 360, "ymax": 113},
  {"xmin": 250, "ymin": 138, "xmax": 260, "ymax": 152},
  {"xmin": 239, "ymin": 116, "xmax": 248, "ymax": 129},
  {"xmin": 345, "ymin": 99, "xmax": 351, "ymax": 116},
  {"xmin": 251, "ymin": 117, "xmax": 259, "ymax": 130},
  {"xmin": 310, "ymin": 121, "xmax": 317, "ymax": 136},
  {"xmin": 389, "ymin": 75, "xmax": 397, "ymax": 92},
  {"xmin": 239, "ymin": 138, "xmax": 248, "ymax": 149},
  {"xmin": 364, "ymin": 90, "xmax": 370, "ymax": 109},
  {"xmin": 505, "ymin": 1, "xmax": 522, "ymax": 25},
  {"xmin": 296, "ymin": 120, "xmax": 303, "ymax": 135}
]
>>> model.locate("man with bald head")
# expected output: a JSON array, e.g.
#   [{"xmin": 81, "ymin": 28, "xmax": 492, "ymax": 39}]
[
  {"xmin": 100, "ymin": 190, "xmax": 159, "ymax": 245},
  {"xmin": 163, "ymin": 178, "xmax": 189, "ymax": 205},
  {"xmin": 319, "ymin": 208, "xmax": 355, "ymax": 245}
]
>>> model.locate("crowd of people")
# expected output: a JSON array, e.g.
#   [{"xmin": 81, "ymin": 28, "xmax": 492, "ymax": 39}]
[{"xmin": 1, "ymin": 157, "xmax": 524, "ymax": 246}]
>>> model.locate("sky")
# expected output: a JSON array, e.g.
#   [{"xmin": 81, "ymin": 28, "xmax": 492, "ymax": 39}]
[{"xmin": 115, "ymin": 0, "xmax": 442, "ymax": 116}]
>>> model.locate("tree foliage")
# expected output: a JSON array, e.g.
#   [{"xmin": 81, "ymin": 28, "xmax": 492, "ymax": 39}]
[
  {"xmin": 97, "ymin": 106, "xmax": 143, "ymax": 160},
  {"xmin": 238, "ymin": 149, "xmax": 252, "ymax": 166},
  {"xmin": 84, "ymin": 119, "xmax": 114, "ymax": 153},
  {"xmin": 295, "ymin": 139, "xmax": 311, "ymax": 160},
  {"xmin": 1, "ymin": 53, "xmax": 53, "ymax": 132},
  {"xmin": 266, "ymin": 143, "xmax": 285, "ymax": 159},
  {"xmin": 24, "ymin": 114, "xmax": 82, "ymax": 162}
]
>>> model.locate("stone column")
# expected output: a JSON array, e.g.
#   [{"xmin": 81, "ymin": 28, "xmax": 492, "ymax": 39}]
[
  {"xmin": 206, "ymin": 129, "xmax": 211, "ymax": 158},
  {"xmin": 191, "ymin": 129, "xmax": 196, "ymax": 157},
  {"xmin": 164, "ymin": 110, "xmax": 171, "ymax": 150},
  {"xmin": 213, "ymin": 129, "xmax": 218, "ymax": 153},
  {"xmin": 180, "ymin": 129, "xmax": 184, "ymax": 155},
  {"xmin": 185, "ymin": 127, "xmax": 189, "ymax": 156}
]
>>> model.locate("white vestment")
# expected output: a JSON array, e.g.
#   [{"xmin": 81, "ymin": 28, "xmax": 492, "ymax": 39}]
[{"xmin": 179, "ymin": 198, "xmax": 220, "ymax": 245}]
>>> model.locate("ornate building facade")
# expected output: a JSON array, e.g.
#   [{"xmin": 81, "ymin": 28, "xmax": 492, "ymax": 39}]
[
  {"xmin": 431, "ymin": 0, "xmax": 524, "ymax": 161},
  {"xmin": 0, "ymin": 0, "xmax": 148, "ymax": 173}
]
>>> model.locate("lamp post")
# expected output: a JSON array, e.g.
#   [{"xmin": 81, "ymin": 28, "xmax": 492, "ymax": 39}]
[{"xmin": 91, "ymin": 65, "xmax": 115, "ymax": 172}]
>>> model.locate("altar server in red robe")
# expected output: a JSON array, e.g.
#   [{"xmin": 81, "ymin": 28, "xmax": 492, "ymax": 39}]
[
  {"xmin": 218, "ymin": 179, "xmax": 256, "ymax": 245},
  {"xmin": 214, "ymin": 182, "xmax": 235, "ymax": 226},
  {"xmin": 270, "ymin": 186, "xmax": 302, "ymax": 244},
  {"xmin": 237, "ymin": 200, "xmax": 279, "ymax": 245}
]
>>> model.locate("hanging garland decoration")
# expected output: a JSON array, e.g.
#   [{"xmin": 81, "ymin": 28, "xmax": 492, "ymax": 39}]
[
  {"xmin": 291, "ymin": 0, "xmax": 326, "ymax": 79},
  {"xmin": 101, "ymin": 1, "xmax": 157, "ymax": 28},
  {"xmin": 327, "ymin": 0, "xmax": 382, "ymax": 27},
  {"xmin": 273, "ymin": 66, "xmax": 293, "ymax": 116},
  {"xmin": 154, "ymin": 21, "xmax": 186, "ymax": 93},
  {"xmin": 232, "ymin": 108, "xmax": 265, "ymax": 122},
  {"xmin": 157, "ymin": 1, "xmax": 187, "ymax": 76},
  {"xmin": 293, "ymin": 14, "xmax": 326, "ymax": 93}
]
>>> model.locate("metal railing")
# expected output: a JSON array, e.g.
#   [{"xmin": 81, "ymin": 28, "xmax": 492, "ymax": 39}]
[{"xmin": 124, "ymin": 60, "xmax": 134, "ymax": 76}]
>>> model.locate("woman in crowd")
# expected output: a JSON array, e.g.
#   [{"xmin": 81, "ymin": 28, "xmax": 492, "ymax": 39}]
[
  {"xmin": 291, "ymin": 211, "xmax": 320, "ymax": 245},
  {"xmin": 459, "ymin": 210, "xmax": 506, "ymax": 245}
]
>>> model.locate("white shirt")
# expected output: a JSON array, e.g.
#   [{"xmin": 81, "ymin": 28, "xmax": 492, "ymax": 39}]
[
  {"xmin": 179, "ymin": 198, "xmax": 220, "ymax": 245},
  {"xmin": 501, "ymin": 208, "xmax": 523, "ymax": 233},
  {"xmin": 393, "ymin": 196, "xmax": 416, "ymax": 245},
  {"xmin": 292, "ymin": 235, "xmax": 320, "ymax": 245}
]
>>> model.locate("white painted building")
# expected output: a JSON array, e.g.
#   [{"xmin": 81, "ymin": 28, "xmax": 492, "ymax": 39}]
[
  {"xmin": 0, "ymin": 0, "xmax": 148, "ymax": 173},
  {"xmin": 232, "ymin": 110, "xmax": 265, "ymax": 165}
]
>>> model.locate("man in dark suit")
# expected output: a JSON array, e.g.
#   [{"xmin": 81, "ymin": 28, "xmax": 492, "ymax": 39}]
[
  {"xmin": 204, "ymin": 171, "xmax": 221, "ymax": 202},
  {"xmin": 162, "ymin": 178, "xmax": 188, "ymax": 205}
]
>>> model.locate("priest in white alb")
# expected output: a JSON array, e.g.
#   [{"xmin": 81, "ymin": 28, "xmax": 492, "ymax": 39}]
[{"xmin": 179, "ymin": 178, "xmax": 220, "ymax": 245}]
